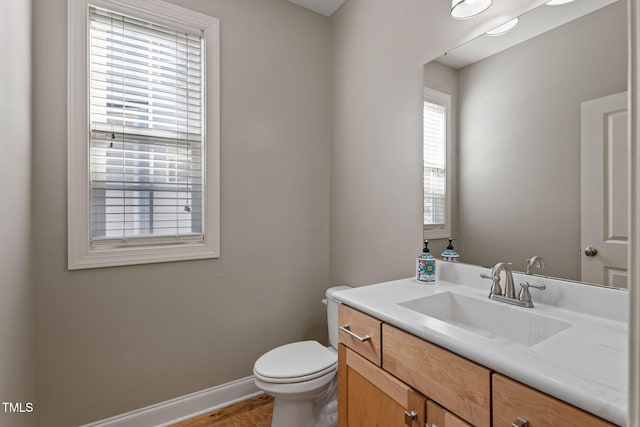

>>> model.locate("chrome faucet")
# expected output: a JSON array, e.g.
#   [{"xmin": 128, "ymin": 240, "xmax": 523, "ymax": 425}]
[
  {"xmin": 480, "ymin": 262, "xmax": 546, "ymax": 308},
  {"xmin": 525, "ymin": 256, "xmax": 545, "ymax": 275},
  {"xmin": 481, "ymin": 262, "xmax": 515, "ymax": 298},
  {"xmin": 495, "ymin": 262, "xmax": 516, "ymax": 299}
]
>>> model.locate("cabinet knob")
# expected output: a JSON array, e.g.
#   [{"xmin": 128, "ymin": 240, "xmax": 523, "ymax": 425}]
[
  {"xmin": 512, "ymin": 416, "xmax": 529, "ymax": 427},
  {"xmin": 403, "ymin": 410, "xmax": 417, "ymax": 425}
]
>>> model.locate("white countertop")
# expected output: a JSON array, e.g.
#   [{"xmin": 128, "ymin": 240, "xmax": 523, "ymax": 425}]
[{"xmin": 332, "ymin": 262, "xmax": 628, "ymax": 426}]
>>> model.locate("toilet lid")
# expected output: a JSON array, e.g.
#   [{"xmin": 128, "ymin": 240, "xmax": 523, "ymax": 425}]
[{"xmin": 254, "ymin": 341, "xmax": 337, "ymax": 383}]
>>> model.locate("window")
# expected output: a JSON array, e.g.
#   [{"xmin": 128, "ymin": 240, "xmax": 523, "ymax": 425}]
[
  {"xmin": 423, "ymin": 88, "xmax": 452, "ymax": 239},
  {"xmin": 68, "ymin": 0, "xmax": 219, "ymax": 269}
]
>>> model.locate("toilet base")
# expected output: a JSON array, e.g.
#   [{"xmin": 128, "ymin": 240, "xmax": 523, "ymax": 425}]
[
  {"xmin": 271, "ymin": 397, "xmax": 315, "ymax": 427},
  {"xmin": 255, "ymin": 373, "xmax": 337, "ymax": 427}
]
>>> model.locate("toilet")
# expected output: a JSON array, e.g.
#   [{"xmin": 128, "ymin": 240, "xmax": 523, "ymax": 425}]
[{"xmin": 253, "ymin": 286, "xmax": 350, "ymax": 427}]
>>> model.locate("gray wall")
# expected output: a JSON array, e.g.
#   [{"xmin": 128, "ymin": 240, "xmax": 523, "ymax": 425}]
[
  {"xmin": 0, "ymin": 1, "xmax": 34, "ymax": 426},
  {"xmin": 456, "ymin": 1, "xmax": 626, "ymax": 280},
  {"xmin": 32, "ymin": 0, "xmax": 330, "ymax": 425},
  {"xmin": 329, "ymin": 0, "xmax": 548, "ymax": 286}
]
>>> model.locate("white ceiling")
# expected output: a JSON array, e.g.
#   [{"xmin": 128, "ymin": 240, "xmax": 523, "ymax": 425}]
[{"xmin": 287, "ymin": 0, "xmax": 347, "ymax": 16}]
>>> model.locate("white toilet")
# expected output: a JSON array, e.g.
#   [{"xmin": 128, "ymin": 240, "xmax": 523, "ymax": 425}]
[{"xmin": 253, "ymin": 286, "xmax": 350, "ymax": 427}]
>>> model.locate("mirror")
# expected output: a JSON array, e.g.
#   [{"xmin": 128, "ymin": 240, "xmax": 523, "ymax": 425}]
[{"xmin": 423, "ymin": 0, "xmax": 628, "ymax": 288}]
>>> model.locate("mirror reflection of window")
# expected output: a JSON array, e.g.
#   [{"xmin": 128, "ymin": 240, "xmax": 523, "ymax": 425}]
[{"xmin": 423, "ymin": 88, "xmax": 451, "ymax": 239}]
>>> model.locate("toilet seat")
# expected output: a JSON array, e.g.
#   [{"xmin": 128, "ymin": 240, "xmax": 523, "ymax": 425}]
[{"xmin": 253, "ymin": 341, "xmax": 337, "ymax": 384}]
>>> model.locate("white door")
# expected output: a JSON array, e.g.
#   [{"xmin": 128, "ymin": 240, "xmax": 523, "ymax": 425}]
[{"xmin": 581, "ymin": 92, "xmax": 628, "ymax": 288}]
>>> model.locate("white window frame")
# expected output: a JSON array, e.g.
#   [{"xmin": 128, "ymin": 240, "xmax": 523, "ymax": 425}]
[
  {"xmin": 67, "ymin": 0, "xmax": 220, "ymax": 269},
  {"xmin": 423, "ymin": 87, "xmax": 452, "ymax": 240}
]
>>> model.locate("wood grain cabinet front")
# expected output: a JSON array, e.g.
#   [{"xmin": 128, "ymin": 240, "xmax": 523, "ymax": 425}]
[
  {"xmin": 336, "ymin": 304, "xmax": 614, "ymax": 427},
  {"xmin": 338, "ymin": 344, "xmax": 425, "ymax": 427},
  {"xmin": 427, "ymin": 400, "xmax": 472, "ymax": 427},
  {"xmin": 492, "ymin": 374, "xmax": 618, "ymax": 427},
  {"xmin": 338, "ymin": 304, "xmax": 382, "ymax": 366},
  {"xmin": 382, "ymin": 324, "xmax": 491, "ymax": 427}
]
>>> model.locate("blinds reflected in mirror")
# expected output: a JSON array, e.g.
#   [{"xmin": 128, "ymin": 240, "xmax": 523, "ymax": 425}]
[
  {"xmin": 423, "ymin": 99, "xmax": 447, "ymax": 228},
  {"xmin": 88, "ymin": 6, "xmax": 204, "ymax": 244}
]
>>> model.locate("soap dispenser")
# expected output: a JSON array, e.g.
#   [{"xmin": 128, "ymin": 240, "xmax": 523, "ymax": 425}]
[
  {"xmin": 417, "ymin": 240, "xmax": 436, "ymax": 283},
  {"xmin": 441, "ymin": 238, "xmax": 460, "ymax": 262}
]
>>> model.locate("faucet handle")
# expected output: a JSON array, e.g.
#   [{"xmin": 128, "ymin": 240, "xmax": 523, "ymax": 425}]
[
  {"xmin": 481, "ymin": 272, "xmax": 503, "ymax": 297},
  {"xmin": 518, "ymin": 282, "xmax": 546, "ymax": 304}
]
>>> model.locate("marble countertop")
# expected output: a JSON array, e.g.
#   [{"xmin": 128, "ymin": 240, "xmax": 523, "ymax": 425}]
[{"xmin": 332, "ymin": 262, "xmax": 628, "ymax": 426}]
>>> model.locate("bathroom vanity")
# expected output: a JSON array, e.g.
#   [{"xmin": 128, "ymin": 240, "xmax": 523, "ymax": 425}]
[{"xmin": 333, "ymin": 262, "xmax": 627, "ymax": 426}]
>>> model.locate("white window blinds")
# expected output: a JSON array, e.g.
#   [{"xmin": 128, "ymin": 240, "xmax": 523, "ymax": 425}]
[
  {"xmin": 89, "ymin": 7, "xmax": 204, "ymax": 244},
  {"xmin": 423, "ymin": 100, "xmax": 446, "ymax": 227}
]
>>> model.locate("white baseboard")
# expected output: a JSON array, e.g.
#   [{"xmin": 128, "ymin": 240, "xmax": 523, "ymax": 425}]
[{"xmin": 81, "ymin": 376, "xmax": 262, "ymax": 427}]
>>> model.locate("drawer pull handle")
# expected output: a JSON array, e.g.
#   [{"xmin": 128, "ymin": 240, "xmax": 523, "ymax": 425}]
[
  {"xmin": 512, "ymin": 416, "xmax": 529, "ymax": 427},
  {"xmin": 339, "ymin": 325, "xmax": 371, "ymax": 342},
  {"xmin": 403, "ymin": 410, "xmax": 416, "ymax": 425}
]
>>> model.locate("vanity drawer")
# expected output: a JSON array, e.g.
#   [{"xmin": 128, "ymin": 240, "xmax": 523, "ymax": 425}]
[
  {"xmin": 492, "ymin": 374, "xmax": 618, "ymax": 427},
  {"xmin": 338, "ymin": 304, "xmax": 382, "ymax": 366},
  {"xmin": 382, "ymin": 324, "xmax": 491, "ymax": 427}
]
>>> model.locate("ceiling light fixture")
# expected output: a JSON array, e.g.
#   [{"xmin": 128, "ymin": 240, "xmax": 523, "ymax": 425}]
[
  {"xmin": 485, "ymin": 17, "xmax": 519, "ymax": 36},
  {"xmin": 451, "ymin": 0, "xmax": 493, "ymax": 19},
  {"xmin": 546, "ymin": 0, "xmax": 575, "ymax": 5}
]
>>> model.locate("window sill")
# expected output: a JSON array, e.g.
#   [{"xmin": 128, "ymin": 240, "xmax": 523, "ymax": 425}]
[
  {"xmin": 68, "ymin": 241, "xmax": 219, "ymax": 270},
  {"xmin": 423, "ymin": 229, "xmax": 451, "ymax": 240}
]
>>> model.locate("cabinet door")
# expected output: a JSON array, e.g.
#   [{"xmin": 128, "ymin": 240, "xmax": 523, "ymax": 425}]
[
  {"xmin": 339, "ymin": 344, "xmax": 425, "ymax": 427},
  {"xmin": 427, "ymin": 400, "xmax": 472, "ymax": 427},
  {"xmin": 492, "ymin": 374, "xmax": 618, "ymax": 427},
  {"xmin": 382, "ymin": 324, "xmax": 491, "ymax": 427}
]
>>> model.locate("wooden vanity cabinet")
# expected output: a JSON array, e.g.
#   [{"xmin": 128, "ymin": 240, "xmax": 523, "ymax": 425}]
[
  {"xmin": 337, "ymin": 305, "xmax": 616, "ymax": 427},
  {"xmin": 339, "ymin": 344, "xmax": 426, "ymax": 427},
  {"xmin": 383, "ymin": 324, "xmax": 491, "ymax": 427},
  {"xmin": 492, "ymin": 374, "xmax": 617, "ymax": 427},
  {"xmin": 338, "ymin": 305, "xmax": 481, "ymax": 427}
]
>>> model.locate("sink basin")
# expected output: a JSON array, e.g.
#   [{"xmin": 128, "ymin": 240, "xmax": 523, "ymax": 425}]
[{"xmin": 399, "ymin": 292, "xmax": 572, "ymax": 346}]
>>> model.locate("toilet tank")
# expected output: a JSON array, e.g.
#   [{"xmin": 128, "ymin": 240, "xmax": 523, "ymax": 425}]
[{"xmin": 325, "ymin": 286, "xmax": 351, "ymax": 350}]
